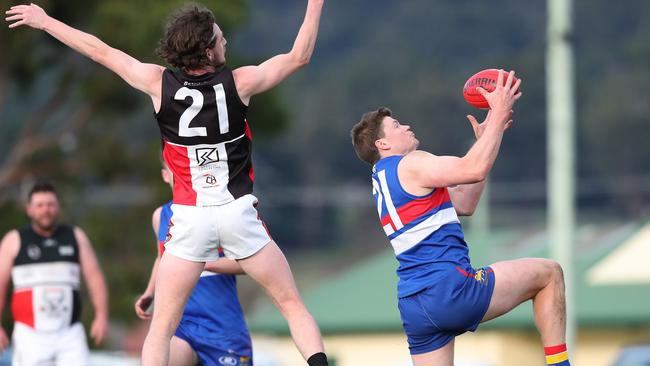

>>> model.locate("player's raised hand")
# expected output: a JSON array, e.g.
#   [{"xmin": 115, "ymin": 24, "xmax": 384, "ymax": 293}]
[
  {"xmin": 5, "ymin": 3, "xmax": 49, "ymax": 29},
  {"xmin": 467, "ymin": 110, "xmax": 514, "ymax": 139},
  {"xmin": 476, "ymin": 69, "xmax": 522, "ymax": 116}
]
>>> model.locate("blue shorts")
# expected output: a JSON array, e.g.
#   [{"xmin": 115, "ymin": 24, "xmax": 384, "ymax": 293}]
[
  {"xmin": 398, "ymin": 266, "xmax": 495, "ymax": 355},
  {"xmin": 174, "ymin": 318, "xmax": 252, "ymax": 366}
]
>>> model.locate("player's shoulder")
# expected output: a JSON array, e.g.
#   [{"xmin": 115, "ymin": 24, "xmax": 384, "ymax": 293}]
[
  {"xmin": 409, "ymin": 150, "xmax": 436, "ymax": 158},
  {"xmin": 399, "ymin": 150, "xmax": 439, "ymax": 180},
  {"xmin": 0, "ymin": 229, "xmax": 20, "ymax": 244},
  {"xmin": 0, "ymin": 230, "xmax": 20, "ymax": 256},
  {"xmin": 71, "ymin": 226, "xmax": 92, "ymax": 244},
  {"xmin": 402, "ymin": 150, "xmax": 435, "ymax": 166},
  {"xmin": 147, "ymin": 64, "xmax": 167, "ymax": 76},
  {"xmin": 231, "ymin": 65, "xmax": 256, "ymax": 87}
]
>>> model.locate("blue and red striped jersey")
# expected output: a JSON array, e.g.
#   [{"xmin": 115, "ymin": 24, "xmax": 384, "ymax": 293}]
[{"xmin": 372, "ymin": 155, "xmax": 471, "ymax": 297}]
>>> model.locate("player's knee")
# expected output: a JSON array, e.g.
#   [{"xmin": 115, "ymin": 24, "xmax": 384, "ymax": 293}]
[
  {"xmin": 276, "ymin": 289, "xmax": 302, "ymax": 307},
  {"xmin": 545, "ymin": 259, "xmax": 565, "ymax": 284},
  {"xmin": 273, "ymin": 289, "xmax": 305, "ymax": 314}
]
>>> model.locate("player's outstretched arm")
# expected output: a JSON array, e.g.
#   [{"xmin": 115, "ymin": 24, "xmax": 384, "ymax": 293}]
[
  {"xmin": 401, "ymin": 70, "xmax": 522, "ymax": 189},
  {"xmin": 233, "ymin": 0, "xmax": 324, "ymax": 104},
  {"xmin": 447, "ymin": 111, "xmax": 514, "ymax": 215},
  {"xmin": 6, "ymin": 4, "xmax": 164, "ymax": 106}
]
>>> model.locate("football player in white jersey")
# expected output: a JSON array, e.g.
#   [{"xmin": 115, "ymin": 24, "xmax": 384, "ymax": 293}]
[{"xmin": 0, "ymin": 183, "xmax": 108, "ymax": 366}]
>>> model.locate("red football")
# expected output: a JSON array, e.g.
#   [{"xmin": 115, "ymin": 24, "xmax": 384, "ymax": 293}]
[{"xmin": 462, "ymin": 69, "xmax": 518, "ymax": 109}]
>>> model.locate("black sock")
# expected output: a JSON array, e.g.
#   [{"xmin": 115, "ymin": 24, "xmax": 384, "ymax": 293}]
[{"xmin": 307, "ymin": 352, "xmax": 328, "ymax": 366}]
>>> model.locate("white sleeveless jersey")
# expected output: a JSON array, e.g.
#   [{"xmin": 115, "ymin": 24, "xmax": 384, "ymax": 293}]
[{"xmin": 11, "ymin": 225, "xmax": 81, "ymax": 332}]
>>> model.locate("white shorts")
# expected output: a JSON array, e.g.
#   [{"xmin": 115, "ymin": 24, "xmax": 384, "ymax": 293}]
[
  {"xmin": 164, "ymin": 194, "xmax": 272, "ymax": 261},
  {"xmin": 12, "ymin": 322, "xmax": 89, "ymax": 366}
]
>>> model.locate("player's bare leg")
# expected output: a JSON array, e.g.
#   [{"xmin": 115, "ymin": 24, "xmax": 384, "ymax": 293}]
[
  {"xmin": 482, "ymin": 258, "xmax": 566, "ymax": 346},
  {"xmin": 237, "ymin": 240, "xmax": 325, "ymax": 360},
  {"xmin": 168, "ymin": 336, "xmax": 197, "ymax": 366},
  {"xmin": 411, "ymin": 339, "xmax": 454, "ymax": 366},
  {"xmin": 142, "ymin": 253, "xmax": 205, "ymax": 366}
]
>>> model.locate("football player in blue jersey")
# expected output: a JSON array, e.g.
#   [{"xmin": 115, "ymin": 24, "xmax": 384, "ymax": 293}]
[
  {"xmin": 351, "ymin": 70, "xmax": 571, "ymax": 366},
  {"xmin": 135, "ymin": 161, "xmax": 252, "ymax": 366}
]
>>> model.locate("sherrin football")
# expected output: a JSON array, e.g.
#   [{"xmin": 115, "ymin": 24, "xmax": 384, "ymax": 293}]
[{"xmin": 462, "ymin": 69, "xmax": 519, "ymax": 109}]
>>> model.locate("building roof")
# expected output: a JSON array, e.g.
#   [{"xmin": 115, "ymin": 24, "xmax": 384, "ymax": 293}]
[{"xmin": 248, "ymin": 222, "xmax": 650, "ymax": 335}]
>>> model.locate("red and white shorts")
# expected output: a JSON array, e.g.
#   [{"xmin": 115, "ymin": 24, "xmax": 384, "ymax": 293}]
[
  {"xmin": 164, "ymin": 194, "xmax": 272, "ymax": 261},
  {"xmin": 12, "ymin": 322, "xmax": 89, "ymax": 366}
]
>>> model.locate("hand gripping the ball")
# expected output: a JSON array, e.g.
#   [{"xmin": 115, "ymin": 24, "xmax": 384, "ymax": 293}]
[{"xmin": 476, "ymin": 69, "xmax": 522, "ymax": 116}]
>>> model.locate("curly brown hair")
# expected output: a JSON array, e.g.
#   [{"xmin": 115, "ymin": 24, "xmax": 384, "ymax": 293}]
[
  {"xmin": 156, "ymin": 3, "xmax": 218, "ymax": 71},
  {"xmin": 351, "ymin": 107, "xmax": 392, "ymax": 165}
]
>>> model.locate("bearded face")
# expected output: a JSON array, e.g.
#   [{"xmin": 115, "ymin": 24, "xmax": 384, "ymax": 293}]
[{"xmin": 27, "ymin": 192, "xmax": 60, "ymax": 232}]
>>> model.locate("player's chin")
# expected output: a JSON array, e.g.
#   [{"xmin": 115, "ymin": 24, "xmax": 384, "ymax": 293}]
[{"xmin": 36, "ymin": 219, "xmax": 56, "ymax": 231}]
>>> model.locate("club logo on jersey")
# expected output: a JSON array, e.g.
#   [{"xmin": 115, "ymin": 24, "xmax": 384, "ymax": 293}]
[
  {"xmin": 204, "ymin": 174, "xmax": 217, "ymax": 185},
  {"xmin": 58, "ymin": 245, "xmax": 75, "ymax": 256},
  {"xmin": 196, "ymin": 147, "xmax": 220, "ymax": 166},
  {"xmin": 41, "ymin": 288, "xmax": 69, "ymax": 318},
  {"xmin": 27, "ymin": 244, "xmax": 42, "ymax": 260},
  {"xmin": 218, "ymin": 356, "xmax": 238, "ymax": 365}
]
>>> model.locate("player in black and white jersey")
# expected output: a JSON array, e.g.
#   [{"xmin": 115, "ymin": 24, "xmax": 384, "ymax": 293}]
[
  {"xmin": 6, "ymin": 2, "xmax": 329, "ymax": 366},
  {"xmin": 0, "ymin": 183, "xmax": 108, "ymax": 366}
]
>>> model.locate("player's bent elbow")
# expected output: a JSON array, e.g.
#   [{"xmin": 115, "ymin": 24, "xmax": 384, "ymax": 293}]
[
  {"xmin": 293, "ymin": 56, "xmax": 310, "ymax": 70},
  {"xmin": 289, "ymin": 50, "xmax": 311, "ymax": 68},
  {"xmin": 474, "ymin": 165, "xmax": 491, "ymax": 182},
  {"xmin": 463, "ymin": 169, "xmax": 488, "ymax": 185},
  {"xmin": 458, "ymin": 160, "xmax": 489, "ymax": 184}
]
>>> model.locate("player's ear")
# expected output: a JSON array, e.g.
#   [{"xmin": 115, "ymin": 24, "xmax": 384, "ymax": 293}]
[{"xmin": 375, "ymin": 138, "xmax": 388, "ymax": 151}]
